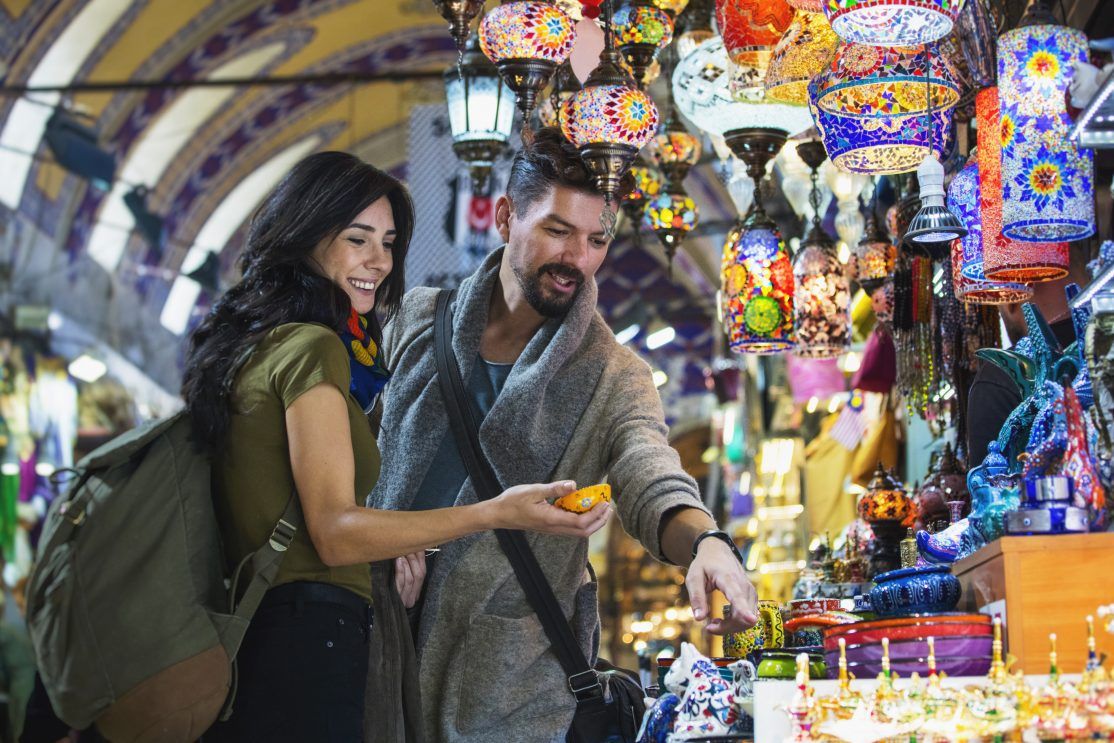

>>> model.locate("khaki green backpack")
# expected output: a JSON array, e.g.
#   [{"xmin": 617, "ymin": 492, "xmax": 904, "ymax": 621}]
[{"xmin": 26, "ymin": 411, "xmax": 299, "ymax": 742}]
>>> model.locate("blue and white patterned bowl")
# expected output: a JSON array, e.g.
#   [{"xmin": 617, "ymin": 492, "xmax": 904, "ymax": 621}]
[{"xmin": 869, "ymin": 565, "xmax": 961, "ymax": 618}]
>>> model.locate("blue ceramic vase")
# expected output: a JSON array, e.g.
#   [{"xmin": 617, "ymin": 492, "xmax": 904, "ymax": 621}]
[{"xmin": 869, "ymin": 565, "xmax": 961, "ymax": 617}]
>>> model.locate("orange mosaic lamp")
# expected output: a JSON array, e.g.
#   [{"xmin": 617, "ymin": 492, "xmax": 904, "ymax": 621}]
[{"xmin": 714, "ymin": 0, "xmax": 794, "ymax": 72}]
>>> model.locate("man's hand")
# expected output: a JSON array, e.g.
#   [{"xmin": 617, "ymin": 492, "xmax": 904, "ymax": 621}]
[
  {"xmin": 394, "ymin": 551, "xmax": 427, "ymax": 609},
  {"xmin": 685, "ymin": 537, "xmax": 758, "ymax": 635}
]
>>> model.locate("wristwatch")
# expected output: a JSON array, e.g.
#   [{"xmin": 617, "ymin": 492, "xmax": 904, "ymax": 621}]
[{"xmin": 691, "ymin": 530, "xmax": 745, "ymax": 566}]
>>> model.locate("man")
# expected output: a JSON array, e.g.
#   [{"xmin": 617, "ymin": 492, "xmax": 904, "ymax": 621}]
[
  {"xmin": 966, "ymin": 245, "xmax": 1092, "ymax": 467},
  {"xmin": 370, "ymin": 128, "xmax": 758, "ymax": 742}
]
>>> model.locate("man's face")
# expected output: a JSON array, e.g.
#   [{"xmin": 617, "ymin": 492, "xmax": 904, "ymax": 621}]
[
  {"xmin": 999, "ymin": 303, "xmax": 1026, "ymax": 344},
  {"xmin": 495, "ymin": 184, "xmax": 614, "ymax": 318}
]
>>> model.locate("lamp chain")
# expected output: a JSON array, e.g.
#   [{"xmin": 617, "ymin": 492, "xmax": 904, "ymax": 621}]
[{"xmin": 809, "ymin": 165, "xmax": 821, "ymax": 230}]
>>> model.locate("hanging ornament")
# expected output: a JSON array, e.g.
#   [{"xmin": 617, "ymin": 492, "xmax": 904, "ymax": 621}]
[
  {"xmin": 997, "ymin": 0, "xmax": 1095, "ymax": 243},
  {"xmin": 815, "ymin": 43, "xmax": 960, "ymax": 120},
  {"xmin": 652, "ymin": 0, "xmax": 690, "ymax": 14},
  {"xmin": 480, "ymin": 1, "xmax": 578, "ymax": 122},
  {"xmin": 674, "ymin": 0, "xmax": 715, "ymax": 57},
  {"xmin": 433, "ymin": 0, "xmax": 486, "ymax": 53},
  {"xmin": 824, "ymin": 0, "xmax": 966, "ymax": 46},
  {"xmin": 714, "ymin": 0, "xmax": 794, "ymax": 74},
  {"xmin": 793, "ymin": 140, "xmax": 851, "ymax": 359},
  {"xmin": 764, "ymin": 10, "xmax": 839, "ymax": 106},
  {"xmin": 561, "ymin": 0, "xmax": 660, "ymax": 236},
  {"xmin": 614, "ymin": 0, "xmax": 675, "ymax": 88},
  {"xmin": 538, "ymin": 60, "xmax": 582, "ymax": 129},
  {"xmin": 945, "ymin": 155, "xmax": 1034, "ymax": 304},
  {"xmin": 645, "ymin": 186, "xmax": 699, "ymax": 271},
  {"xmin": 647, "ymin": 109, "xmax": 702, "ymax": 183},
  {"xmin": 721, "ymin": 128, "xmax": 796, "ymax": 354},
  {"xmin": 622, "ymin": 155, "xmax": 664, "ymax": 231},
  {"xmin": 976, "ymin": 86, "xmax": 1069, "ymax": 282},
  {"xmin": 853, "ymin": 198, "xmax": 897, "ymax": 293}
]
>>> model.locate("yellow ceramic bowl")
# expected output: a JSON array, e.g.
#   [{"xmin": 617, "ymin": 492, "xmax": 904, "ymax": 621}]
[{"xmin": 554, "ymin": 484, "xmax": 611, "ymax": 513}]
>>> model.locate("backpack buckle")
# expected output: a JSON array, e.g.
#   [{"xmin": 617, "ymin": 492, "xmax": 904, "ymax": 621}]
[
  {"xmin": 268, "ymin": 519, "xmax": 297, "ymax": 552},
  {"xmin": 567, "ymin": 669, "xmax": 603, "ymax": 703},
  {"xmin": 60, "ymin": 501, "xmax": 86, "ymax": 527}
]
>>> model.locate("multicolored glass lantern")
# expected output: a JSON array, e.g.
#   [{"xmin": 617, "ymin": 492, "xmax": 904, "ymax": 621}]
[
  {"xmin": 721, "ymin": 127, "xmax": 795, "ymax": 354},
  {"xmin": 946, "ymin": 156, "xmax": 1034, "ymax": 304},
  {"xmin": 622, "ymin": 156, "xmax": 663, "ymax": 228},
  {"xmin": 976, "ymin": 87, "xmax": 1070, "ymax": 282},
  {"xmin": 480, "ymin": 1, "xmax": 577, "ymax": 119},
  {"xmin": 614, "ymin": 0, "xmax": 675, "ymax": 88},
  {"xmin": 793, "ymin": 140, "xmax": 850, "ymax": 359},
  {"xmin": 433, "ymin": 0, "xmax": 486, "ymax": 52},
  {"xmin": 808, "ymin": 78, "xmax": 952, "ymax": 175},
  {"xmin": 560, "ymin": 6, "xmax": 659, "ymax": 209},
  {"xmin": 648, "ymin": 110, "xmax": 702, "ymax": 183},
  {"xmin": 824, "ymin": 0, "xmax": 965, "ymax": 46},
  {"xmin": 645, "ymin": 187, "xmax": 699, "ymax": 268},
  {"xmin": 852, "ymin": 205, "xmax": 897, "ymax": 292},
  {"xmin": 764, "ymin": 10, "xmax": 839, "ymax": 105},
  {"xmin": 714, "ymin": 0, "xmax": 794, "ymax": 71},
  {"xmin": 815, "ymin": 43, "xmax": 960, "ymax": 119},
  {"xmin": 997, "ymin": 16, "xmax": 1095, "ymax": 242},
  {"xmin": 672, "ymin": 36, "xmax": 813, "ymax": 137},
  {"xmin": 538, "ymin": 60, "xmax": 581, "ymax": 129}
]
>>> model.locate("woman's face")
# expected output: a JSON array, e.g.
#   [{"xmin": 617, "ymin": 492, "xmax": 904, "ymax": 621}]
[{"xmin": 312, "ymin": 196, "xmax": 395, "ymax": 315}]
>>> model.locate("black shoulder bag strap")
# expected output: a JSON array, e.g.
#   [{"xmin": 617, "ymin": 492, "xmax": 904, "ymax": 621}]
[{"xmin": 433, "ymin": 289, "xmax": 616, "ymax": 736}]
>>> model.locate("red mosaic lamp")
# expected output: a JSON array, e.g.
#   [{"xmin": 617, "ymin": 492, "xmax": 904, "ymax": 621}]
[{"xmin": 714, "ymin": 0, "xmax": 794, "ymax": 74}]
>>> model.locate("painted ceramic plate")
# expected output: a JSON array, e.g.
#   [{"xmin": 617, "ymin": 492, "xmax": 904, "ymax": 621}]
[{"xmin": 554, "ymin": 484, "xmax": 611, "ymax": 512}]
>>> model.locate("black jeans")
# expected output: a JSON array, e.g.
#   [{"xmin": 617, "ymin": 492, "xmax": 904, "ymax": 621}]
[{"xmin": 204, "ymin": 581, "xmax": 372, "ymax": 743}]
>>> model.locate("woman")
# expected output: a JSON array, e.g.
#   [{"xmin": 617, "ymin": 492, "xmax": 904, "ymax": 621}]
[{"xmin": 183, "ymin": 151, "xmax": 608, "ymax": 742}]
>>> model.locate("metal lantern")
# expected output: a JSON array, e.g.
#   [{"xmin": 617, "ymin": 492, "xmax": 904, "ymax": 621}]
[
  {"xmin": 853, "ymin": 204, "xmax": 897, "ymax": 292},
  {"xmin": 720, "ymin": 127, "xmax": 796, "ymax": 354},
  {"xmin": 997, "ymin": 2, "xmax": 1095, "ymax": 243},
  {"xmin": 480, "ymin": 1, "xmax": 577, "ymax": 120},
  {"xmin": 764, "ymin": 10, "xmax": 839, "ymax": 106},
  {"xmin": 824, "ymin": 0, "xmax": 965, "ymax": 46},
  {"xmin": 614, "ymin": 0, "xmax": 675, "ymax": 88},
  {"xmin": 946, "ymin": 156, "xmax": 1034, "ymax": 304},
  {"xmin": 433, "ymin": 0, "xmax": 486, "ymax": 52},
  {"xmin": 793, "ymin": 139, "xmax": 850, "ymax": 359},
  {"xmin": 976, "ymin": 86, "xmax": 1069, "ymax": 282},
  {"xmin": 445, "ymin": 35, "xmax": 517, "ymax": 192}
]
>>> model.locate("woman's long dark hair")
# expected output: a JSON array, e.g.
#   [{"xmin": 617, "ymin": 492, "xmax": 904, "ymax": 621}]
[{"xmin": 181, "ymin": 150, "xmax": 413, "ymax": 450}]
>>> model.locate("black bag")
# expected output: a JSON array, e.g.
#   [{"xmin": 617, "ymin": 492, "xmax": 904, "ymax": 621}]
[{"xmin": 433, "ymin": 290, "xmax": 644, "ymax": 743}]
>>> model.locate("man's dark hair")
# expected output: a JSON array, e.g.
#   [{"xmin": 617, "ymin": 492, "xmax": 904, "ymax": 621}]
[{"xmin": 505, "ymin": 127, "xmax": 634, "ymax": 216}]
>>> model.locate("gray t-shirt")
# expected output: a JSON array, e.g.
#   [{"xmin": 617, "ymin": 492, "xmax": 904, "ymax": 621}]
[{"xmin": 409, "ymin": 354, "xmax": 513, "ymax": 511}]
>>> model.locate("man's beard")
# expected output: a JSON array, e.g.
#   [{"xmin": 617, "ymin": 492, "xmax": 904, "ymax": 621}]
[{"xmin": 513, "ymin": 261, "xmax": 586, "ymax": 318}]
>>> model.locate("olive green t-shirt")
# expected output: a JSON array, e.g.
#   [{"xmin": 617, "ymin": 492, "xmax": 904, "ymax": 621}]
[{"xmin": 215, "ymin": 322, "xmax": 379, "ymax": 602}]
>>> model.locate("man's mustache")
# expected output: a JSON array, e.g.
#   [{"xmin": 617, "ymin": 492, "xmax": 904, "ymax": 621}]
[{"xmin": 537, "ymin": 263, "xmax": 585, "ymax": 285}]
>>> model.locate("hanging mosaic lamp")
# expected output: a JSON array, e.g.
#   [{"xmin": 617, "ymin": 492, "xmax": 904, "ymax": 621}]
[
  {"xmin": 614, "ymin": 0, "xmax": 675, "ymax": 88},
  {"xmin": 823, "ymin": 0, "xmax": 965, "ymax": 46},
  {"xmin": 652, "ymin": 0, "xmax": 690, "ymax": 14},
  {"xmin": 788, "ymin": 0, "xmax": 825, "ymax": 12},
  {"xmin": 674, "ymin": 0, "xmax": 715, "ymax": 57},
  {"xmin": 976, "ymin": 86, "xmax": 1070, "ymax": 282},
  {"xmin": 764, "ymin": 10, "xmax": 839, "ymax": 106},
  {"xmin": 720, "ymin": 127, "xmax": 796, "ymax": 354},
  {"xmin": 480, "ymin": 1, "xmax": 577, "ymax": 121},
  {"xmin": 997, "ymin": 0, "xmax": 1095, "ymax": 243},
  {"xmin": 808, "ymin": 78, "xmax": 952, "ymax": 175},
  {"xmin": 954, "ymin": 0, "xmax": 997, "ymax": 89},
  {"xmin": 714, "ymin": 0, "xmax": 794, "ymax": 71},
  {"xmin": 538, "ymin": 60, "xmax": 582, "ymax": 129},
  {"xmin": 433, "ymin": 0, "xmax": 486, "ymax": 52},
  {"xmin": 793, "ymin": 139, "xmax": 851, "ymax": 359},
  {"xmin": 672, "ymin": 36, "xmax": 813, "ymax": 138},
  {"xmin": 623, "ymin": 155, "xmax": 664, "ymax": 228},
  {"xmin": 815, "ymin": 43, "xmax": 960, "ymax": 120},
  {"xmin": 645, "ymin": 184, "xmax": 699, "ymax": 269},
  {"xmin": 648, "ymin": 109, "xmax": 703, "ymax": 183},
  {"xmin": 853, "ymin": 200, "xmax": 897, "ymax": 292},
  {"xmin": 560, "ymin": 1, "xmax": 660, "ymax": 217},
  {"xmin": 946, "ymin": 156, "xmax": 1034, "ymax": 304}
]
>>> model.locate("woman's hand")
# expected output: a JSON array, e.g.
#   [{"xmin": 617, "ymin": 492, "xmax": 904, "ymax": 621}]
[
  {"xmin": 394, "ymin": 551, "xmax": 426, "ymax": 609},
  {"xmin": 487, "ymin": 481, "xmax": 610, "ymax": 538}
]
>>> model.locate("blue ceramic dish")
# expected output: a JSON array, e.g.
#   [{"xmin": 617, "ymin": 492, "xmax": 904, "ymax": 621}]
[{"xmin": 869, "ymin": 565, "xmax": 961, "ymax": 618}]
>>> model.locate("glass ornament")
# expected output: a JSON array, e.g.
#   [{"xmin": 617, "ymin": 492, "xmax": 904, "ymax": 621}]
[
  {"xmin": 764, "ymin": 10, "xmax": 840, "ymax": 105},
  {"xmin": 815, "ymin": 43, "xmax": 960, "ymax": 119},
  {"xmin": 615, "ymin": 0, "xmax": 675, "ymax": 87},
  {"xmin": 622, "ymin": 157, "xmax": 664, "ymax": 221},
  {"xmin": 714, "ymin": 0, "xmax": 794, "ymax": 71},
  {"xmin": 645, "ymin": 187, "xmax": 699, "ymax": 266},
  {"xmin": 722, "ymin": 212, "xmax": 796, "ymax": 354},
  {"xmin": 793, "ymin": 233, "xmax": 851, "ymax": 359},
  {"xmin": 824, "ymin": 0, "xmax": 965, "ymax": 46},
  {"xmin": 852, "ymin": 207, "xmax": 897, "ymax": 292}
]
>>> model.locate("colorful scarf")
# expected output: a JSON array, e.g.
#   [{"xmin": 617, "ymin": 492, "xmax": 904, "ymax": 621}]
[{"xmin": 340, "ymin": 310, "xmax": 391, "ymax": 411}]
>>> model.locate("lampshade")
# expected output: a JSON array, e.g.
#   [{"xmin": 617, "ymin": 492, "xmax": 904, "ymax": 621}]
[
  {"xmin": 904, "ymin": 155, "xmax": 966, "ymax": 250},
  {"xmin": 945, "ymin": 156, "xmax": 1034, "ymax": 304},
  {"xmin": 809, "ymin": 78, "xmax": 953, "ymax": 174},
  {"xmin": 538, "ymin": 60, "xmax": 581, "ymax": 128},
  {"xmin": 852, "ymin": 207, "xmax": 897, "ymax": 292},
  {"xmin": 672, "ymin": 36, "xmax": 813, "ymax": 137},
  {"xmin": 623, "ymin": 156, "xmax": 664, "ymax": 228},
  {"xmin": 764, "ymin": 10, "xmax": 839, "ymax": 106},
  {"xmin": 998, "ymin": 20, "xmax": 1095, "ymax": 242},
  {"xmin": 714, "ymin": 0, "xmax": 794, "ymax": 70},
  {"xmin": 614, "ymin": 0, "xmax": 675, "ymax": 87},
  {"xmin": 645, "ymin": 186, "xmax": 699, "ymax": 266},
  {"xmin": 824, "ymin": 0, "xmax": 965, "ymax": 46},
  {"xmin": 648, "ymin": 111, "xmax": 703, "ymax": 183},
  {"xmin": 815, "ymin": 43, "xmax": 961, "ymax": 119},
  {"xmin": 480, "ymin": 1, "xmax": 577, "ymax": 118},
  {"xmin": 976, "ymin": 86, "xmax": 1070, "ymax": 282},
  {"xmin": 722, "ymin": 209, "xmax": 796, "ymax": 353},
  {"xmin": 445, "ymin": 35, "xmax": 517, "ymax": 191},
  {"xmin": 793, "ymin": 227, "xmax": 851, "ymax": 358},
  {"xmin": 954, "ymin": 0, "xmax": 997, "ymax": 89}
]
